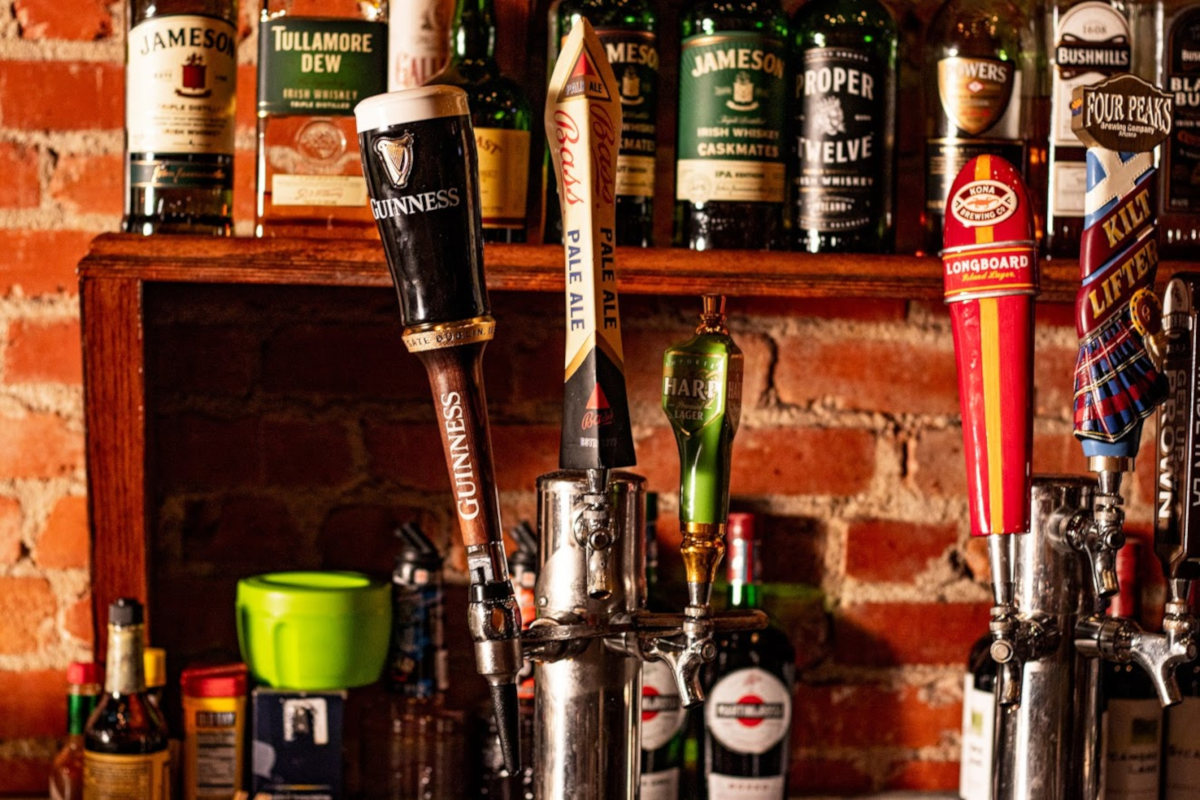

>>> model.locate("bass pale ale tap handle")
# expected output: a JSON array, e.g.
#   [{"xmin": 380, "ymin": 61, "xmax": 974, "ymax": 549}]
[{"xmin": 355, "ymin": 86, "xmax": 523, "ymax": 772}]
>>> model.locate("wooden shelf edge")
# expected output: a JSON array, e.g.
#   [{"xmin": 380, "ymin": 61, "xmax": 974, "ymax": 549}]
[{"xmin": 76, "ymin": 232, "xmax": 1197, "ymax": 303}]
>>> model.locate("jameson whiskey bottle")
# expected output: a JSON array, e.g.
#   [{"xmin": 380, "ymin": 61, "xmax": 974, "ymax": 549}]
[
  {"xmin": 640, "ymin": 493, "xmax": 687, "ymax": 800},
  {"xmin": 124, "ymin": 0, "xmax": 237, "ymax": 235},
  {"xmin": 256, "ymin": 0, "xmax": 387, "ymax": 237},
  {"xmin": 675, "ymin": 0, "xmax": 788, "ymax": 250},
  {"xmin": 431, "ymin": 0, "xmax": 532, "ymax": 242},
  {"xmin": 1045, "ymin": 1, "xmax": 1132, "ymax": 257},
  {"xmin": 789, "ymin": 0, "xmax": 897, "ymax": 253},
  {"xmin": 49, "ymin": 662, "xmax": 101, "ymax": 800},
  {"xmin": 1133, "ymin": 1, "xmax": 1200, "ymax": 255},
  {"xmin": 555, "ymin": 0, "xmax": 659, "ymax": 246},
  {"xmin": 388, "ymin": 0, "xmax": 451, "ymax": 90},
  {"xmin": 923, "ymin": 0, "xmax": 1036, "ymax": 252},
  {"xmin": 958, "ymin": 633, "xmax": 996, "ymax": 800},
  {"xmin": 83, "ymin": 599, "xmax": 170, "ymax": 800},
  {"xmin": 702, "ymin": 513, "xmax": 796, "ymax": 798}
]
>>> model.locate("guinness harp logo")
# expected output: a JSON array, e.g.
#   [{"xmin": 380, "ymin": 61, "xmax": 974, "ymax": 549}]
[{"xmin": 375, "ymin": 133, "xmax": 415, "ymax": 188}]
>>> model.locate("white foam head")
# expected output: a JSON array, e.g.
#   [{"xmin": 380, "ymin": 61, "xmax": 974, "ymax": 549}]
[{"xmin": 355, "ymin": 86, "xmax": 469, "ymax": 134}]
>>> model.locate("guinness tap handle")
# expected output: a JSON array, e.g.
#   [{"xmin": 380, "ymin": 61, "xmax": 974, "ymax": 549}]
[{"xmin": 356, "ymin": 86, "xmax": 522, "ymax": 771}]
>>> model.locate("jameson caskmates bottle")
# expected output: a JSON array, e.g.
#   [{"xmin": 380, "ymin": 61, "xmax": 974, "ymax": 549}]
[
  {"xmin": 553, "ymin": 0, "xmax": 659, "ymax": 246},
  {"xmin": 675, "ymin": 0, "xmax": 789, "ymax": 250},
  {"xmin": 789, "ymin": 0, "xmax": 898, "ymax": 253}
]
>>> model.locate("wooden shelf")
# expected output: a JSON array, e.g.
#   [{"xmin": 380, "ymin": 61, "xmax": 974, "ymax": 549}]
[{"xmin": 80, "ymin": 232, "xmax": 1197, "ymax": 304}]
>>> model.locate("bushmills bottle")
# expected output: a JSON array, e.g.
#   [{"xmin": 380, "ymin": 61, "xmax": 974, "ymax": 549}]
[{"xmin": 123, "ymin": 0, "xmax": 237, "ymax": 235}]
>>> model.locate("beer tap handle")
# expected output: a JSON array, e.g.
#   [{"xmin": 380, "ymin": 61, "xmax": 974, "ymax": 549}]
[{"xmin": 355, "ymin": 86, "xmax": 522, "ymax": 771}]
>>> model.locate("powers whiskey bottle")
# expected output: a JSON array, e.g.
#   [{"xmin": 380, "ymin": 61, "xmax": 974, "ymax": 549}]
[
  {"xmin": 703, "ymin": 513, "xmax": 795, "ymax": 798},
  {"xmin": 256, "ymin": 0, "xmax": 387, "ymax": 236},
  {"xmin": 923, "ymin": 0, "xmax": 1037, "ymax": 252},
  {"xmin": 790, "ymin": 0, "xmax": 897, "ymax": 253},
  {"xmin": 431, "ymin": 0, "xmax": 532, "ymax": 242},
  {"xmin": 555, "ymin": 0, "xmax": 659, "ymax": 245},
  {"xmin": 675, "ymin": 0, "xmax": 788, "ymax": 250},
  {"xmin": 1045, "ymin": 0, "xmax": 1132, "ymax": 257},
  {"xmin": 83, "ymin": 599, "xmax": 170, "ymax": 800},
  {"xmin": 124, "ymin": 0, "xmax": 237, "ymax": 235}
]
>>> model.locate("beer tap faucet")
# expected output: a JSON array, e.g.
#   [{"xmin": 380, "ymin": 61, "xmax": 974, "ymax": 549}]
[{"xmin": 942, "ymin": 154, "xmax": 1039, "ymax": 706}]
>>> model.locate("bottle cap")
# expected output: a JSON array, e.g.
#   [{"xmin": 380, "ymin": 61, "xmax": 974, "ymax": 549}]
[
  {"xmin": 108, "ymin": 597, "xmax": 143, "ymax": 626},
  {"xmin": 143, "ymin": 647, "xmax": 166, "ymax": 689},
  {"xmin": 725, "ymin": 512, "xmax": 761, "ymax": 585},
  {"xmin": 727, "ymin": 512, "xmax": 756, "ymax": 541},
  {"xmin": 181, "ymin": 663, "xmax": 248, "ymax": 698},
  {"xmin": 67, "ymin": 661, "xmax": 100, "ymax": 687}
]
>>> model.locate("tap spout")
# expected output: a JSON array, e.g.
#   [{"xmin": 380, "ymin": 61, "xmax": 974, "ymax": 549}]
[{"xmin": 1074, "ymin": 603, "xmax": 1196, "ymax": 706}]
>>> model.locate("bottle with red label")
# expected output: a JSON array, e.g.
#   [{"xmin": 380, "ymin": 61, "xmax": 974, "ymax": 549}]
[{"xmin": 701, "ymin": 512, "xmax": 796, "ymax": 799}]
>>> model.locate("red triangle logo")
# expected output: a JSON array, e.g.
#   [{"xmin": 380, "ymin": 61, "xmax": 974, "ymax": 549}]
[
  {"xmin": 570, "ymin": 51, "xmax": 596, "ymax": 81},
  {"xmin": 586, "ymin": 383, "xmax": 610, "ymax": 411}
]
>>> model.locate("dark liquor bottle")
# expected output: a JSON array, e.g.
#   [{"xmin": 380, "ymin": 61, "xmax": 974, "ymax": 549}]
[
  {"xmin": 124, "ymin": 0, "xmax": 237, "ymax": 235},
  {"xmin": 256, "ymin": 0, "xmax": 387, "ymax": 237},
  {"xmin": 958, "ymin": 633, "xmax": 996, "ymax": 800},
  {"xmin": 923, "ymin": 0, "xmax": 1037, "ymax": 253},
  {"xmin": 49, "ymin": 662, "xmax": 101, "ymax": 800},
  {"xmin": 675, "ymin": 0, "xmax": 789, "ymax": 250},
  {"xmin": 432, "ymin": 0, "xmax": 532, "ymax": 243},
  {"xmin": 1099, "ymin": 541, "xmax": 1163, "ymax": 800},
  {"xmin": 789, "ymin": 0, "xmax": 898, "ymax": 253},
  {"xmin": 641, "ymin": 493, "xmax": 687, "ymax": 800},
  {"xmin": 703, "ymin": 512, "xmax": 796, "ymax": 798},
  {"xmin": 1044, "ymin": 0, "xmax": 1132, "ymax": 258},
  {"xmin": 1133, "ymin": 1, "xmax": 1200, "ymax": 256},
  {"xmin": 83, "ymin": 598, "xmax": 170, "ymax": 800},
  {"xmin": 1161, "ymin": 586, "xmax": 1199, "ymax": 799},
  {"xmin": 554, "ymin": 0, "xmax": 659, "ymax": 246}
]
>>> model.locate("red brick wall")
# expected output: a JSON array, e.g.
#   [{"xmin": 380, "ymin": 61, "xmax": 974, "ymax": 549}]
[{"xmin": 0, "ymin": 0, "xmax": 1165, "ymax": 796}]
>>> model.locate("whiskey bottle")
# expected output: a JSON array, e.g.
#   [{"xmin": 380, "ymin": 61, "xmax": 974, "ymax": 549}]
[
  {"xmin": 702, "ymin": 512, "xmax": 796, "ymax": 798},
  {"xmin": 640, "ymin": 493, "xmax": 687, "ymax": 800},
  {"xmin": 431, "ymin": 0, "xmax": 533, "ymax": 243},
  {"xmin": 958, "ymin": 633, "xmax": 996, "ymax": 800},
  {"xmin": 675, "ymin": 0, "xmax": 789, "ymax": 250},
  {"xmin": 1133, "ymin": 1, "xmax": 1200, "ymax": 255},
  {"xmin": 255, "ymin": 0, "xmax": 387, "ymax": 237},
  {"xmin": 923, "ymin": 0, "xmax": 1037, "ymax": 253},
  {"xmin": 554, "ymin": 0, "xmax": 659, "ymax": 246},
  {"xmin": 49, "ymin": 662, "xmax": 101, "ymax": 800},
  {"xmin": 83, "ymin": 598, "xmax": 170, "ymax": 800},
  {"xmin": 1045, "ymin": 0, "xmax": 1132, "ymax": 258},
  {"xmin": 124, "ymin": 0, "xmax": 237, "ymax": 235},
  {"xmin": 789, "ymin": 0, "xmax": 897, "ymax": 253},
  {"xmin": 388, "ymin": 0, "xmax": 451, "ymax": 90}
]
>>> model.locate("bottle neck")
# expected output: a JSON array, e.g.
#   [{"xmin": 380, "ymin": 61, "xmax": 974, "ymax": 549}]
[
  {"xmin": 725, "ymin": 532, "xmax": 762, "ymax": 609},
  {"xmin": 450, "ymin": 0, "xmax": 496, "ymax": 62},
  {"xmin": 727, "ymin": 580, "xmax": 762, "ymax": 610},
  {"xmin": 105, "ymin": 623, "xmax": 147, "ymax": 697},
  {"xmin": 66, "ymin": 689, "xmax": 98, "ymax": 736}
]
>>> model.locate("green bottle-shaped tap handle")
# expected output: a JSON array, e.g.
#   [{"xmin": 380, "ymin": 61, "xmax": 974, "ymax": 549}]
[{"xmin": 662, "ymin": 294, "xmax": 743, "ymax": 609}]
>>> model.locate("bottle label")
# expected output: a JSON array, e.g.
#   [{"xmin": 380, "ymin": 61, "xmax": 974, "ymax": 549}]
[
  {"xmin": 1166, "ymin": 8, "xmax": 1200, "ymax": 214},
  {"xmin": 1165, "ymin": 696, "xmax": 1200, "ymax": 798},
  {"xmin": 192, "ymin": 727, "xmax": 239, "ymax": 797},
  {"xmin": 597, "ymin": 29, "xmax": 659, "ymax": 199},
  {"xmin": 959, "ymin": 675, "xmax": 995, "ymax": 800},
  {"xmin": 258, "ymin": 18, "xmax": 388, "ymax": 116},
  {"xmin": 271, "ymin": 173, "xmax": 367, "ymax": 207},
  {"xmin": 641, "ymin": 659, "xmax": 686, "ymax": 750},
  {"xmin": 476, "ymin": 127, "xmax": 531, "ymax": 229},
  {"xmin": 676, "ymin": 31, "xmax": 787, "ymax": 204},
  {"xmin": 1101, "ymin": 698, "xmax": 1163, "ymax": 799},
  {"xmin": 83, "ymin": 750, "xmax": 170, "ymax": 800},
  {"xmin": 706, "ymin": 774, "xmax": 786, "ymax": 798},
  {"xmin": 793, "ymin": 46, "xmax": 886, "ymax": 233},
  {"xmin": 640, "ymin": 767, "xmax": 680, "ymax": 800},
  {"xmin": 936, "ymin": 57, "xmax": 1016, "ymax": 138},
  {"xmin": 705, "ymin": 666, "xmax": 791, "ymax": 754},
  {"xmin": 125, "ymin": 15, "xmax": 237, "ymax": 157},
  {"xmin": 387, "ymin": 0, "xmax": 451, "ymax": 90},
  {"xmin": 128, "ymin": 156, "xmax": 232, "ymax": 191}
]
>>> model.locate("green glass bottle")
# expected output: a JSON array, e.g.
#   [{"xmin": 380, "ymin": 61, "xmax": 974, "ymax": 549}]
[
  {"xmin": 662, "ymin": 295, "xmax": 743, "ymax": 610},
  {"xmin": 675, "ymin": 0, "xmax": 789, "ymax": 250},
  {"xmin": 553, "ymin": 0, "xmax": 659, "ymax": 246},
  {"xmin": 790, "ymin": 0, "xmax": 897, "ymax": 253},
  {"xmin": 432, "ymin": 0, "xmax": 533, "ymax": 243}
]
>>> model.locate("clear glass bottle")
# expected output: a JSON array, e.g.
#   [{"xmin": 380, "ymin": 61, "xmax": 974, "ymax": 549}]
[
  {"xmin": 430, "ymin": 0, "xmax": 533, "ymax": 242},
  {"xmin": 123, "ymin": 0, "xmax": 237, "ymax": 235},
  {"xmin": 49, "ymin": 662, "xmax": 101, "ymax": 800},
  {"xmin": 83, "ymin": 598, "xmax": 171, "ymax": 800},
  {"xmin": 958, "ymin": 633, "xmax": 996, "ymax": 800},
  {"xmin": 255, "ymin": 0, "xmax": 387, "ymax": 237},
  {"xmin": 674, "ymin": 0, "xmax": 789, "ymax": 250},
  {"xmin": 789, "ymin": 0, "xmax": 898, "ymax": 253}
]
